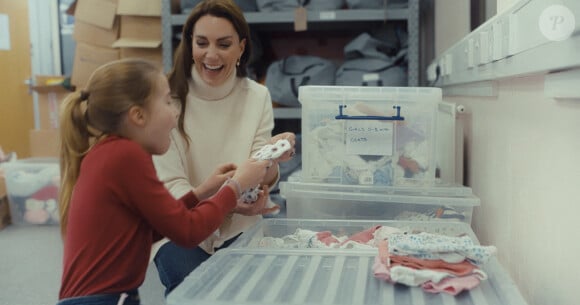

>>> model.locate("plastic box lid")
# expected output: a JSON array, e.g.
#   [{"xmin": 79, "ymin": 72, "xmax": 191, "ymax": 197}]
[
  {"xmin": 285, "ymin": 173, "xmax": 474, "ymax": 197},
  {"xmin": 280, "ymin": 181, "xmax": 481, "ymax": 207},
  {"xmin": 167, "ymin": 248, "xmax": 529, "ymax": 305},
  {"xmin": 231, "ymin": 218, "xmax": 480, "ymax": 249}
]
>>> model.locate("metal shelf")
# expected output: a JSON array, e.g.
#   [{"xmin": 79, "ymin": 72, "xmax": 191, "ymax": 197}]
[
  {"xmin": 273, "ymin": 107, "xmax": 301, "ymax": 119},
  {"xmin": 161, "ymin": 0, "xmax": 420, "ymax": 119},
  {"xmin": 171, "ymin": 8, "xmax": 410, "ymax": 25}
]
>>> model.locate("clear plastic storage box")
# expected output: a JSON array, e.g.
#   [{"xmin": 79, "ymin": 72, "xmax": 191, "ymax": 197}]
[
  {"xmin": 167, "ymin": 248, "xmax": 529, "ymax": 305},
  {"xmin": 2, "ymin": 158, "xmax": 60, "ymax": 225},
  {"xmin": 280, "ymin": 180, "xmax": 479, "ymax": 224},
  {"xmin": 299, "ymin": 86, "xmax": 441, "ymax": 186},
  {"xmin": 231, "ymin": 218, "xmax": 479, "ymax": 249}
]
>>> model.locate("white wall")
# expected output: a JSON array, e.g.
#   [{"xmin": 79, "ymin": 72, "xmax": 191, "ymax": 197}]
[
  {"xmin": 434, "ymin": 0, "xmax": 470, "ymax": 58},
  {"xmin": 444, "ymin": 75, "xmax": 580, "ymax": 305}
]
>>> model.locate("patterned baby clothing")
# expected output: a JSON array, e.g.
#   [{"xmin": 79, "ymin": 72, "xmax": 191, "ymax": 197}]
[{"xmin": 241, "ymin": 139, "xmax": 292, "ymax": 208}]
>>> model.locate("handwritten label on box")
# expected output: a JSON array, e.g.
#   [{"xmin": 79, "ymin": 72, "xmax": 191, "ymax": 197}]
[{"xmin": 345, "ymin": 120, "xmax": 394, "ymax": 156}]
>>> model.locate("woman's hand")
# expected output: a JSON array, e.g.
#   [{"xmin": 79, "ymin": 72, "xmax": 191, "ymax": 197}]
[
  {"xmin": 194, "ymin": 163, "xmax": 236, "ymax": 200},
  {"xmin": 271, "ymin": 132, "xmax": 296, "ymax": 163},
  {"xmin": 232, "ymin": 185, "xmax": 279, "ymax": 216}
]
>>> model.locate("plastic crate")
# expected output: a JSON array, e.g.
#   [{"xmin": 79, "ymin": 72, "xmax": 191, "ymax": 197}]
[
  {"xmin": 167, "ymin": 248, "xmax": 529, "ymax": 305},
  {"xmin": 299, "ymin": 85, "xmax": 441, "ymax": 186},
  {"xmin": 2, "ymin": 158, "xmax": 60, "ymax": 225},
  {"xmin": 280, "ymin": 180, "xmax": 479, "ymax": 224},
  {"xmin": 231, "ymin": 218, "xmax": 479, "ymax": 249}
]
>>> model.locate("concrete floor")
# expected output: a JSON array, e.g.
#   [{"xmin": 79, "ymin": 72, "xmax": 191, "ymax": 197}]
[
  {"xmin": 0, "ymin": 201, "xmax": 288, "ymax": 305},
  {"xmin": 0, "ymin": 224, "xmax": 165, "ymax": 305}
]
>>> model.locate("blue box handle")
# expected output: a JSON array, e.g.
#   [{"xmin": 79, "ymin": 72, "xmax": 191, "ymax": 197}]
[{"xmin": 335, "ymin": 105, "xmax": 405, "ymax": 121}]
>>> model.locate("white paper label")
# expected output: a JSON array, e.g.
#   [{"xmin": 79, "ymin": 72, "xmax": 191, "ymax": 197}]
[
  {"xmin": 345, "ymin": 120, "xmax": 394, "ymax": 156},
  {"xmin": 362, "ymin": 73, "xmax": 380, "ymax": 82},
  {"xmin": 319, "ymin": 11, "xmax": 336, "ymax": 20}
]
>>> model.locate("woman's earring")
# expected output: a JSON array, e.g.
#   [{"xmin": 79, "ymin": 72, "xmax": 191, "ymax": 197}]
[{"xmin": 236, "ymin": 59, "xmax": 240, "ymax": 66}]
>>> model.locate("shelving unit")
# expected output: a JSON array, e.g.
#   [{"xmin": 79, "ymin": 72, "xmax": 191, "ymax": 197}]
[{"xmin": 161, "ymin": 0, "xmax": 420, "ymax": 119}]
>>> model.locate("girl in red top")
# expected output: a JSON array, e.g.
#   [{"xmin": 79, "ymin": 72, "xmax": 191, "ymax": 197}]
[{"xmin": 57, "ymin": 58, "xmax": 271, "ymax": 305}]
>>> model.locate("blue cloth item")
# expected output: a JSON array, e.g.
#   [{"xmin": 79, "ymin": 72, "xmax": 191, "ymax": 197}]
[
  {"xmin": 56, "ymin": 290, "xmax": 140, "ymax": 305},
  {"xmin": 373, "ymin": 163, "xmax": 393, "ymax": 185},
  {"xmin": 153, "ymin": 234, "xmax": 242, "ymax": 296}
]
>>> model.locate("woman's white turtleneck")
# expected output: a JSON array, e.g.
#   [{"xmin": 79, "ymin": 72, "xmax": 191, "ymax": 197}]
[{"xmin": 152, "ymin": 67, "xmax": 274, "ymax": 254}]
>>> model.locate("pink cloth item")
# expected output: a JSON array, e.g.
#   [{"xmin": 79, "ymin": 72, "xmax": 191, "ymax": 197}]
[
  {"xmin": 343, "ymin": 225, "xmax": 382, "ymax": 244},
  {"xmin": 390, "ymin": 255, "xmax": 478, "ymax": 277},
  {"xmin": 316, "ymin": 231, "xmax": 340, "ymax": 246},
  {"xmin": 377, "ymin": 240, "xmax": 390, "ymax": 265},
  {"xmin": 372, "ymin": 256, "xmax": 393, "ymax": 283},
  {"xmin": 422, "ymin": 274, "xmax": 481, "ymax": 296}
]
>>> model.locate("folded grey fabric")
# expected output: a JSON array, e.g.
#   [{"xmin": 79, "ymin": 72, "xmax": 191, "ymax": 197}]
[
  {"xmin": 335, "ymin": 57, "xmax": 407, "ymax": 86},
  {"xmin": 265, "ymin": 55, "xmax": 336, "ymax": 106},
  {"xmin": 257, "ymin": 0, "xmax": 345, "ymax": 12}
]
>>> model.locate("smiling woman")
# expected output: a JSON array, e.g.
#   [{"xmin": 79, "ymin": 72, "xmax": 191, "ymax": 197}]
[
  {"xmin": 152, "ymin": 0, "xmax": 297, "ymax": 297},
  {"xmin": 191, "ymin": 15, "xmax": 245, "ymax": 86}
]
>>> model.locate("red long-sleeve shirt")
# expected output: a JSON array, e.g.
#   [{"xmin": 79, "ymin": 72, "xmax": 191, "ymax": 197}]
[{"xmin": 59, "ymin": 136, "xmax": 237, "ymax": 299}]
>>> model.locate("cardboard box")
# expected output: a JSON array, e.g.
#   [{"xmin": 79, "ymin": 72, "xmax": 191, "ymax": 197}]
[
  {"xmin": 30, "ymin": 130, "xmax": 60, "ymax": 158},
  {"xmin": 116, "ymin": 15, "xmax": 161, "ymax": 42},
  {"xmin": 73, "ymin": 19, "xmax": 119, "ymax": 48},
  {"xmin": 0, "ymin": 196, "xmax": 10, "ymax": 230},
  {"xmin": 117, "ymin": 0, "xmax": 161, "ymax": 16},
  {"xmin": 75, "ymin": 0, "xmax": 118, "ymax": 30},
  {"xmin": 33, "ymin": 76, "xmax": 71, "ymax": 130},
  {"xmin": 120, "ymin": 47, "xmax": 163, "ymax": 68},
  {"xmin": 71, "ymin": 42, "xmax": 120, "ymax": 88},
  {"xmin": 112, "ymin": 15, "xmax": 162, "ymax": 66},
  {"xmin": 0, "ymin": 175, "xmax": 11, "ymax": 230}
]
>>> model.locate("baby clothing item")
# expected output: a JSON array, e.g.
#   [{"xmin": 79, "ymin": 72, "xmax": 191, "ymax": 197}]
[
  {"xmin": 373, "ymin": 234, "xmax": 493, "ymax": 295},
  {"xmin": 421, "ymin": 273, "xmax": 483, "ymax": 295},
  {"xmin": 241, "ymin": 139, "xmax": 292, "ymax": 213},
  {"xmin": 388, "ymin": 232, "xmax": 497, "ymax": 265},
  {"xmin": 255, "ymin": 225, "xmax": 406, "ymax": 250}
]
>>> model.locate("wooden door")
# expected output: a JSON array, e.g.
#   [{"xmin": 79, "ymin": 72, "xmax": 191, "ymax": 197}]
[{"xmin": 0, "ymin": 0, "xmax": 33, "ymax": 158}]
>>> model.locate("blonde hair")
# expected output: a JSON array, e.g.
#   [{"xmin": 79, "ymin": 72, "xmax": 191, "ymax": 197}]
[{"xmin": 59, "ymin": 58, "xmax": 161, "ymax": 236}]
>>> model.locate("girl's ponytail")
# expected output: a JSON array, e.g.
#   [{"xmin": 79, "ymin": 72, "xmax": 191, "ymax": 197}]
[{"xmin": 58, "ymin": 90, "xmax": 91, "ymax": 237}]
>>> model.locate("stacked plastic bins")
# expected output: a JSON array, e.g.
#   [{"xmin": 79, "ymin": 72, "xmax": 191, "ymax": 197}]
[
  {"xmin": 2, "ymin": 158, "xmax": 60, "ymax": 225},
  {"xmin": 166, "ymin": 86, "xmax": 529, "ymax": 305},
  {"xmin": 284, "ymin": 86, "xmax": 478, "ymax": 223}
]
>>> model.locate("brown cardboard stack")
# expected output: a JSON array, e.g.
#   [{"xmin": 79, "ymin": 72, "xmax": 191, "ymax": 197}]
[
  {"xmin": 0, "ymin": 169, "xmax": 11, "ymax": 230},
  {"xmin": 71, "ymin": 0, "xmax": 120, "ymax": 88},
  {"xmin": 29, "ymin": 75, "xmax": 69, "ymax": 158},
  {"xmin": 113, "ymin": 0, "xmax": 163, "ymax": 68},
  {"xmin": 71, "ymin": 0, "xmax": 182, "ymax": 88}
]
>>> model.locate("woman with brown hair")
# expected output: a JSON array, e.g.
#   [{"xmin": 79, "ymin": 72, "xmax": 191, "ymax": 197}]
[{"xmin": 152, "ymin": 0, "xmax": 296, "ymax": 295}]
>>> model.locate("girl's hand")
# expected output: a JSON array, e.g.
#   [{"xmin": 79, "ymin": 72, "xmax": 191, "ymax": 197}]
[
  {"xmin": 233, "ymin": 185, "xmax": 279, "ymax": 216},
  {"xmin": 195, "ymin": 163, "xmax": 236, "ymax": 200}
]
